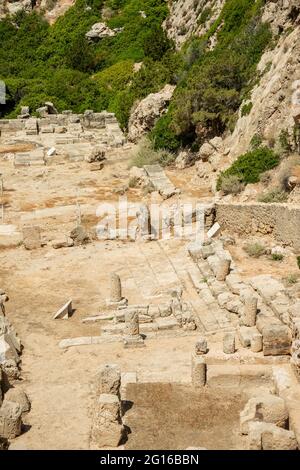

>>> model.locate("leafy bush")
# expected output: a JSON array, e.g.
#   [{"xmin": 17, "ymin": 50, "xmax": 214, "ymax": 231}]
[
  {"xmin": 217, "ymin": 147, "xmax": 280, "ymax": 190},
  {"xmin": 244, "ymin": 242, "xmax": 266, "ymax": 258},
  {"xmin": 150, "ymin": 113, "xmax": 181, "ymax": 152},
  {"xmin": 219, "ymin": 174, "xmax": 244, "ymax": 195},
  {"xmin": 257, "ymin": 188, "xmax": 288, "ymax": 203},
  {"xmin": 130, "ymin": 137, "xmax": 175, "ymax": 167},
  {"xmin": 241, "ymin": 101, "xmax": 253, "ymax": 116},
  {"xmin": 271, "ymin": 253, "xmax": 284, "ymax": 261}
]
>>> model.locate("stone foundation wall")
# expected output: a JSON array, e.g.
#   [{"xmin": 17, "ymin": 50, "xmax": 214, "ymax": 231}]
[
  {"xmin": 0, "ymin": 111, "xmax": 125, "ymax": 142},
  {"xmin": 216, "ymin": 203, "xmax": 300, "ymax": 251}
]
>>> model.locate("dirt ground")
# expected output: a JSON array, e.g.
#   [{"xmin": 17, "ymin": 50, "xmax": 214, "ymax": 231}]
[{"xmin": 124, "ymin": 384, "xmax": 247, "ymax": 450}]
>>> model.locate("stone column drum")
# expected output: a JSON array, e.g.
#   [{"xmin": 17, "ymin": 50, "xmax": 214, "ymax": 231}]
[
  {"xmin": 216, "ymin": 259, "xmax": 231, "ymax": 281},
  {"xmin": 110, "ymin": 272, "xmax": 122, "ymax": 302},
  {"xmin": 191, "ymin": 355, "xmax": 207, "ymax": 387},
  {"xmin": 124, "ymin": 310, "xmax": 139, "ymax": 336},
  {"xmin": 251, "ymin": 333, "xmax": 263, "ymax": 353},
  {"xmin": 107, "ymin": 272, "xmax": 127, "ymax": 307},
  {"xmin": 244, "ymin": 295, "xmax": 258, "ymax": 327},
  {"xmin": 223, "ymin": 332, "xmax": 235, "ymax": 354},
  {"xmin": 123, "ymin": 309, "xmax": 144, "ymax": 348}
]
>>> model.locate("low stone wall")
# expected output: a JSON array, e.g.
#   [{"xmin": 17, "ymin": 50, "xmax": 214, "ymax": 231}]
[
  {"xmin": 216, "ymin": 203, "xmax": 300, "ymax": 251},
  {"xmin": 0, "ymin": 111, "xmax": 124, "ymax": 140}
]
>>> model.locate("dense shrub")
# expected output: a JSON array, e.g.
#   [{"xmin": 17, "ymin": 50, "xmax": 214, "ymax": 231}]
[
  {"xmin": 257, "ymin": 188, "xmax": 288, "ymax": 203},
  {"xmin": 241, "ymin": 101, "xmax": 253, "ymax": 116},
  {"xmin": 244, "ymin": 242, "xmax": 266, "ymax": 258},
  {"xmin": 130, "ymin": 137, "xmax": 175, "ymax": 167},
  {"xmin": 217, "ymin": 147, "xmax": 280, "ymax": 189},
  {"xmin": 219, "ymin": 174, "xmax": 244, "ymax": 195}
]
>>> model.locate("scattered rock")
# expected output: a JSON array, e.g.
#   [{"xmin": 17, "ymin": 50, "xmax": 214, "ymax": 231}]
[
  {"xmin": 52, "ymin": 237, "xmax": 74, "ymax": 249},
  {"xmin": 86, "ymin": 23, "xmax": 117, "ymax": 41},
  {"xmin": 69, "ymin": 225, "xmax": 90, "ymax": 246}
]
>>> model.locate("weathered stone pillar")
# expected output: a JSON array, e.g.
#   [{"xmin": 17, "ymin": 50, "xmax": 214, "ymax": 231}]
[
  {"xmin": 123, "ymin": 309, "xmax": 144, "ymax": 348},
  {"xmin": 223, "ymin": 332, "xmax": 235, "ymax": 354},
  {"xmin": 0, "ymin": 401, "xmax": 22, "ymax": 439},
  {"xmin": 244, "ymin": 295, "xmax": 258, "ymax": 327},
  {"xmin": 251, "ymin": 333, "xmax": 263, "ymax": 353},
  {"xmin": 110, "ymin": 272, "xmax": 122, "ymax": 302},
  {"xmin": 95, "ymin": 364, "xmax": 121, "ymax": 397},
  {"xmin": 191, "ymin": 355, "xmax": 207, "ymax": 387},
  {"xmin": 215, "ymin": 259, "xmax": 231, "ymax": 281},
  {"xmin": 107, "ymin": 272, "xmax": 127, "ymax": 307},
  {"xmin": 191, "ymin": 337, "xmax": 208, "ymax": 386},
  {"xmin": 91, "ymin": 394, "xmax": 124, "ymax": 447}
]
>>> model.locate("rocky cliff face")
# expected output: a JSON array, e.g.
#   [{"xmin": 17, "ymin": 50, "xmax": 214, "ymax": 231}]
[
  {"xmin": 0, "ymin": 0, "xmax": 75, "ymax": 22},
  {"xmin": 226, "ymin": 24, "xmax": 300, "ymax": 160},
  {"xmin": 163, "ymin": 0, "xmax": 300, "ymax": 159},
  {"xmin": 163, "ymin": 0, "xmax": 226, "ymax": 49}
]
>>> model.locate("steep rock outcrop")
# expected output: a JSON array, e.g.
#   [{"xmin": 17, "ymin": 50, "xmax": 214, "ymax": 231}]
[
  {"xmin": 225, "ymin": 25, "xmax": 300, "ymax": 161},
  {"xmin": 128, "ymin": 84, "xmax": 176, "ymax": 142}
]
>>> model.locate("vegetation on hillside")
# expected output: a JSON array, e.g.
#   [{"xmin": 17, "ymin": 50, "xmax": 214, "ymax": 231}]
[
  {"xmin": 0, "ymin": 0, "xmax": 176, "ymax": 121},
  {"xmin": 217, "ymin": 147, "xmax": 280, "ymax": 191},
  {"xmin": 0, "ymin": 0, "xmax": 274, "ymax": 162},
  {"xmin": 151, "ymin": 0, "xmax": 272, "ymax": 151}
]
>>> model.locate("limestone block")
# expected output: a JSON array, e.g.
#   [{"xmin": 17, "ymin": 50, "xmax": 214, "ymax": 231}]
[
  {"xmin": 240, "ymin": 394, "xmax": 288, "ymax": 435},
  {"xmin": 91, "ymin": 394, "xmax": 123, "ymax": 448},
  {"xmin": 262, "ymin": 426, "xmax": 298, "ymax": 450},
  {"xmin": 0, "ymin": 400, "xmax": 22, "ymax": 439},
  {"xmin": 223, "ymin": 332, "xmax": 235, "ymax": 354},
  {"xmin": 4, "ymin": 389, "xmax": 30, "ymax": 414},
  {"xmin": 51, "ymin": 237, "xmax": 74, "ymax": 249},
  {"xmin": 22, "ymin": 225, "xmax": 41, "ymax": 250},
  {"xmin": 95, "ymin": 364, "xmax": 121, "ymax": 396},
  {"xmin": 195, "ymin": 337, "xmax": 208, "ymax": 355},
  {"xmin": 53, "ymin": 300, "xmax": 73, "ymax": 320},
  {"xmin": 251, "ymin": 333, "xmax": 263, "ymax": 353},
  {"xmin": 248, "ymin": 421, "xmax": 298, "ymax": 450},
  {"xmin": 201, "ymin": 245, "xmax": 215, "ymax": 259},
  {"xmin": 0, "ymin": 334, "xmax": 19, "ymax": 363},
  {"xmin": 123, "ymin": 335, "xmax": 145, "ymax": 349},
  {"xmin": 263, "ymin": 324, "xmax": 292, "ymax": 356},
  {"xmin": 0, "ymin": 359, "xmax": 20, "ymax": 380},
  {"xmin": 238, "ymin": 326, "xmax": 257, "ymax": 348},
  {"xmin": 207, "ymin": 222, "xmax": 221, "ymax": 239}
]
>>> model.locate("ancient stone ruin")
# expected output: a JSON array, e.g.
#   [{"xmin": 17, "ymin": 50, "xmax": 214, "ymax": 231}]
[{"xmin": 0, "ymin": 0, "xmax": 300, "ymax": 452}]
